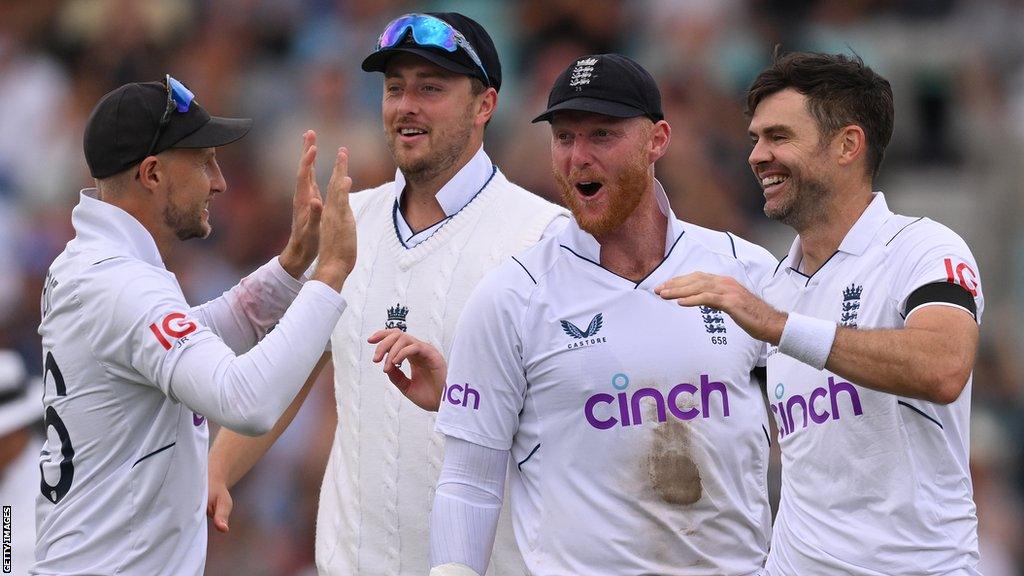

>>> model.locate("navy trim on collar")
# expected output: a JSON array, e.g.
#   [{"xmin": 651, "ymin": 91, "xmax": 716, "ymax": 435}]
[
  {"xmin": 559, "ymin": 230, "xmax": 686, "ymax": 289},
  {"xmin": 391, "ymin": 164, "xmax": 498, "ymax": 250}
]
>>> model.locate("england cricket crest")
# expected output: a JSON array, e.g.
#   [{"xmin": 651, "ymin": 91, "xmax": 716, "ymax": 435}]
[
  {"xmin": 386, "ymin": 303, "xmax": 409, "ymax": 332},
  {"xmin": 840, "ymin": 283, "xmax": 863, "ymax": 328},
  {"xmin": 700, "ymin": 306, "xmax": 727, "ymax": 334}
]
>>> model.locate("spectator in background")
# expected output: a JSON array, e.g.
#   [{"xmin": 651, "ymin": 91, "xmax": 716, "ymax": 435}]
[{"xmin": 0, "ymin": 350, "xmax": 43, "ymax": 576}]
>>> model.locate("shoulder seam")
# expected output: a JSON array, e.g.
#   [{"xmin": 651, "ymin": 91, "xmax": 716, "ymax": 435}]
[
  {"xmin": 725, "ymin": 231, "xmax": 737, "ymax": 258},
  {"xmin": 510, "ymin": 256, "xmax": 537, "ymax": 285},
  {"xmin": 773, "ymin": 257, "xmax": 786, "ymax": 276},
  {"xmin": 885, "ymin": 217, "xmax": 925, "ymax": 246}
]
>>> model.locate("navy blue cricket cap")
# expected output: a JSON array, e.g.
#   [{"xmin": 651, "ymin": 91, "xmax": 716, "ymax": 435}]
[
  {"xmin": 360, "ymin": 12, "xmax": 502, "ymax": 92},
  {"xmin": 533, "ymin": 53, "xmax": 664, "ymax": 123},
  {"xmin": 84, "ymin": 80, "xmax": 252, "ymax": 179}
]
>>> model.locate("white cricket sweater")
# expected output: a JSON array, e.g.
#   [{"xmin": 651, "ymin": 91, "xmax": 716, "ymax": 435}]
[{"xmin": 316, "ymin": 168, "xmax": 566, "ymax": 576}]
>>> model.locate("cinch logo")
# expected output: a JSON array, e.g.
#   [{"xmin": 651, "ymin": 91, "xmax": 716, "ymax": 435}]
[
  {"xmin": 771, "ymin": 377, "xmax": 863, "ymax": 438},
  {"xmin": 149, "ymin": 312, "xmax": 198, "ymax": 350},
  {"xmin": 443, "ymin": 382, "xmax": 480, "ymax": 410},
  {"xmin": 584, "ymin": 373, "xmax": 730, "ymax": 430}
]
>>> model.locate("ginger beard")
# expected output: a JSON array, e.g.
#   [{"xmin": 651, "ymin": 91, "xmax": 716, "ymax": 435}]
[{"xmin": 555, "ymin": 150, "xmax": 651, "ymax": 238}]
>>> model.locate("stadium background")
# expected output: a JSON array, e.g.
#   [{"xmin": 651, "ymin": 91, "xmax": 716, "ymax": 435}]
[{"xmin": 1, "ymin": 1, "xmax": 1022, "ymax": 574}]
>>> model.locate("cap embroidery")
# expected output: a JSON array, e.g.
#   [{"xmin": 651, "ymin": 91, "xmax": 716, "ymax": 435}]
[{"xmin": 570, "ymin": 57, "xmax": 598, "ymax": 90}]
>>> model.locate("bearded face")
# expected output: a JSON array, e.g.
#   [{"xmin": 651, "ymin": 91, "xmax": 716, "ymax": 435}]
[{"xmin": 550, "ymin": 113, "xmax": 656, "ymax": 238}]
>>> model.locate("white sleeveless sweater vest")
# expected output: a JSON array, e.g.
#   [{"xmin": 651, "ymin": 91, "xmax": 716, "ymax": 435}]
[{"xmin": 316, "ymin": 169, "xmax": 565, "ymax": 576}]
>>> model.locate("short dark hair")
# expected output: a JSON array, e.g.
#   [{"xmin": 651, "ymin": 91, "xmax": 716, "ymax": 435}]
[
  {"xmin": 470, "ymin": 77, "xmax": 487, "ymax": 97},
  {"xmin": 746, "ymin": 50, "xmax": 894, "ymax": 180}
]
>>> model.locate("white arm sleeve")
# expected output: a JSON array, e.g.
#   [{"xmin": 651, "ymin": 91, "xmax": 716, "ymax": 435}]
[
  {"xmin": 430, "ymin": 436, "xmax": 509, "ymax": 575},
  {"xmin": 189, "ymin": 257, "xmax": 305, "ymax": 354},
  {"xmin": 156, "ymin": 281, "xmax": 344, "ymax": 435}
]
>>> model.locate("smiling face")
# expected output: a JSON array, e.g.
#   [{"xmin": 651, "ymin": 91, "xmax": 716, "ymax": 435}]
[
  {"xmin": 382, "ymin": 54, "xmax": 491, "ymax": 185},
  {"xmin": 551, "ymin": 111, "xmax": 665, "ymax": 237},
  {"xmin": 160, "ymin": 147, "xmax": 225, "ymax": 240},
  {"xmin": 747, "ymin": 88, "xmax": 835, "ymax": 231}
]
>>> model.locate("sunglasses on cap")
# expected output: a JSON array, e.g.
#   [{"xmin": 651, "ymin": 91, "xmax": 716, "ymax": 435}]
[
  {"xmin": 146, "ymin": 74, "xmax": 195, "ymax": 157},
  {"xmin": 375, "ymin": 13, "xmax": 489, "ymax": 85}
]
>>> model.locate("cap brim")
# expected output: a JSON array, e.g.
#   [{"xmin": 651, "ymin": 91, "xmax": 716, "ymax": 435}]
[
  {"xmin": 0, "ymin": 377, "xmax": 42, "ymax": 437},
  {"xmin": 173, "ymin": 116, "xmax": 252, "ymax": 149},
  {"xmin": 531, "ymin": 97, "xmax": 648, "ymax": 123},
  {"xmin": 361, "ymin": 47, "xmax": 479, "ymax": 78}
]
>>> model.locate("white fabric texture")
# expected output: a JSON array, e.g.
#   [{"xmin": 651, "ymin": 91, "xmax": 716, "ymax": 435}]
[
  {"xmin": 778, "ymin": 312, "xmax": 837, "ymax": 370},
  {"xmin": 33, "ymin": 189, "xmax": 344, "ymax": 576},
  {"xmin": 436, "ymin": 181, "xmax": 777, "ymax": 575},
  {"xmin": 394, "ymin": 146, "xmax": 492, "ymax": 247},
  {"xmin": 189, "ymin": 256, "xmax": 306, "ymax": 354},
  {"xmin": 763, "ymin": 192, "xmax": 984, "ymax": 575},
  {"xmin": 315, "ymin": 168, "xmax": 566, "ymax": 576},
  {"xmin": 430, "ymin": 564, "xmax": 482, "ymax": 576},
  {"xmin": 167, "ymin": 281, "xmax": 344, "ymax": 435},
  {"xmin": 429, "ymin": 437, "xmax": 508, "ymax": 574}
]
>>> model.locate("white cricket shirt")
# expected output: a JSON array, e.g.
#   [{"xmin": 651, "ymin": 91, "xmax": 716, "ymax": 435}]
[
  {"xmin": 437, "ymin": 182, "xmax": 776, "ymax": 576},
  {"xmin": 763, "ymin": 193, "xmax": 983, "ymax": 576},
  {"xmin": 34, "ymin": 190, "xmax": 345, "ymax": 575}
]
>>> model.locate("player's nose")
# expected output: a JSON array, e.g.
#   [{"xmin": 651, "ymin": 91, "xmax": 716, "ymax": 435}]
[
  {"xmin": 210, "ymin": 159, "xmax": 227, "ymax": 194},
  {"xmin": 748, "ymin": 139, "xmax": 771, "ymax": 167},
  {"xmin": 569, "ymin": 139, "xmax": 594, "ymax": 169}
]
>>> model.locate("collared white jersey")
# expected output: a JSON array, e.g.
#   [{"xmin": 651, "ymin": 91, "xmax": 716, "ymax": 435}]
[
  {"xmin": 34, "ymin": 190, "xmax": 342, "ymax": 575},
  {"xmin": 762, "ymin": 193, "xmax": 983, "ymax": 576},
  {"xmin": 437, "ymin": 184, "xmax": 777, "ymax": 576}
]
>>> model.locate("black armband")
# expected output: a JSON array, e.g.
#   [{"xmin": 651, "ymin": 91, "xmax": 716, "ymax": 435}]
[{"xmin": 904, "ymin": 281, "xmax": 977, "ymax": 320}]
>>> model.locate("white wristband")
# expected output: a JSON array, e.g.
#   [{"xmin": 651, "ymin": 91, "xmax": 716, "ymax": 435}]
[
  {"xmin": 430, "ymin": 563, "xmax": 481, "ymax": 576},
  {"xmin": 778, "ymin": 313, "xmax": 837, "ymax": 370}
]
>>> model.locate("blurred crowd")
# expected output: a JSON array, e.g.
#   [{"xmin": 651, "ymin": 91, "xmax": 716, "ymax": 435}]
[{"xmin": 1, "ymin": 1, "xmax": 1023, "ymax": 574}]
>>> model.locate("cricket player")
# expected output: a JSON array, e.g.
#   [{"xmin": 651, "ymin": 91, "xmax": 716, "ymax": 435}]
[
  {"xmin": 657, "ymin": 51, "xmax": 984, "ymax": 575},
  {"xmin": 33, "ymin": 76, "xmax": 356, "ymax": 575},
  {"xmin": 430, "ymin": 54, "xmax": 776, "ymax": 576},
  {"xmin": 205, "ymin": 12, "xmax": 566, "ymax": 575}
]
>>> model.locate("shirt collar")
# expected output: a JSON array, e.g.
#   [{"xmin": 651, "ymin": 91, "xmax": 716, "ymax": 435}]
[
  {"xmin": 560, "ymin": 179, "xmax": 684, "ymax": 261},
  {"xmin": 72, "ymin": 188, "xmax": 165, "ymax": 268},
  {"xmin": 784, "ymin": 191, "xmax": 892, "ymax": 267},
  {"xmin": 394, "ymin": 145, "xmax": 492, "ymax": 217}
]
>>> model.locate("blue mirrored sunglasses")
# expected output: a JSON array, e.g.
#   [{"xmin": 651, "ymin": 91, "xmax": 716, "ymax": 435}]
[
  {"xmin": 146, "ymin": 74, "xmax": 195, "ymax": 156},
  {"xmin": 376, "ymin": 13, "xmax": 489, "ymax": 85}
]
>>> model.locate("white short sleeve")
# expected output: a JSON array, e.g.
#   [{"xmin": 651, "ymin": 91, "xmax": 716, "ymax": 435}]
[
  {"xmin": 886, "ymin": 220, "xmax": 983, "ymax": 322},
  {"xmin": 436, "ymin": 263, "xmax": 533, "ymax": 450}
]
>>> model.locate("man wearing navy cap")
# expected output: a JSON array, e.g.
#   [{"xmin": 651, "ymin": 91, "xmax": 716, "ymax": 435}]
[
  {"xmin": 431, "ymin": 54, "xmax": 776, "ymax": 575},
  {"xmin": 33, "ymin": 77, "xmax": 355, "ymax": 575},
  {"xmin": 207, "ymin": 12, "xmax": 565, "ymax": 576}
]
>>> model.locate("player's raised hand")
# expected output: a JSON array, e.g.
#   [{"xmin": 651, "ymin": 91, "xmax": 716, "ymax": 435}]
[
  {"xmin": 207, "ymin": 479, "xmax": 234, "ymax": 534},
  {"xmin": 655, "ymin": 272, "xmax": 787, "ymax": 344},
  {"xmin": 368, "ymin": 328, "xmax": 447, "ymax": 412},
  {"xmin": 280, "ymin": 130, "xmax": 325, "ymax": 278},
  {"xmin": 312, "ymin": 147, "xmax": 357, "ymax": 291}
]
